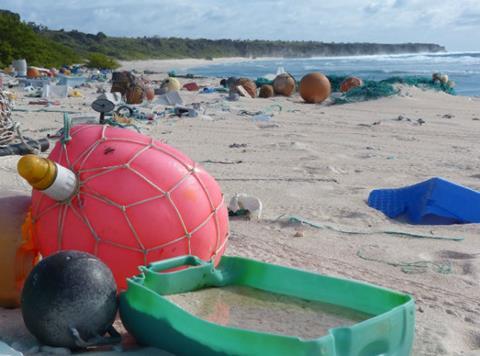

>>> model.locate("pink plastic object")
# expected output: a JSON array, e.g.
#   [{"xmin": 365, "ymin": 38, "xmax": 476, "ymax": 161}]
[{"xmin": 31, "ymin": 125, "xmax": 229, "ymax": 289}]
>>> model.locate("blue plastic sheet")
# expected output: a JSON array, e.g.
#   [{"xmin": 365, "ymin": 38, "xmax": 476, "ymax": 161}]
[{"xmin": 368, "ymin": 177, "xmax": 480, "ymax": 224}]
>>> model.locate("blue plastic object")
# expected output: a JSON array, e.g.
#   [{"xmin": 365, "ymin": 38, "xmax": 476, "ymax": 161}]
[{"xmin": 368, "ymin": 177, "xmax": 480, "ymax": 224}]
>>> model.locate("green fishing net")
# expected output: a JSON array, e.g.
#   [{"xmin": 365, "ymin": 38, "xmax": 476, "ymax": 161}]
[{"xmin": 328, "ymin": 75, "xmax": 456, "ymax": 104}]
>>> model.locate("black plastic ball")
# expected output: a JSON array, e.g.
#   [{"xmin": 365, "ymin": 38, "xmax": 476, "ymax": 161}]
[{"xmin": 21, "ymin": 251, "xmax": 118, "ymax": 348}]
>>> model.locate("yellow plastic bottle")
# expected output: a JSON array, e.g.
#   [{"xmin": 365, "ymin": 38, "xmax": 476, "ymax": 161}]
[{"xmin": 0, "ymin": 191, "xmax": 37, "ymax": 308}]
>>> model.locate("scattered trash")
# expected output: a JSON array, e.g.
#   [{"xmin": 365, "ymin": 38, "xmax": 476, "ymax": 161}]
[
  {"xmin": 174, "ymin": 104, "xmax": 198, "ymax": 118},
  {"xmin": 160, "ymin": 77, "xmax": 181, "ymax": 93},
  {"xmin": 200, "ymin": 87, "xmax": 216, "ymax": 94},
  {"xmin": 155, "ymin": 91, "xmax": 184, "ymax": 106},
  {"xmin": 252, "ymin": 113, "xmax": 272, "ymax": 121},
  {"xmin": 368, "ymin": 177, "xmax": 480, "ymax": 224},
  {"xmin": 42, "ymin": 84, "xmax": 68, "ymax": 99},
  {"xmin": 183, "ymin": 82, "xmax": 199, "ymax": 91},
  {"xmin": 228, "ymin": 193, "xmax": 263, "ymax": 219}
]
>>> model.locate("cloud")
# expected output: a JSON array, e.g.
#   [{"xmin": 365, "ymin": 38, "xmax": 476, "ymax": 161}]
[{"xmin": 1, "ymin": 0, "xmax": 479, "ymax": 50}]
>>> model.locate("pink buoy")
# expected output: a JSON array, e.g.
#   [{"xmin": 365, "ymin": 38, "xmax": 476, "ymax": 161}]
[{"xmin": 30, "ymin": 125, "xmax": 229, "ymax": 289}]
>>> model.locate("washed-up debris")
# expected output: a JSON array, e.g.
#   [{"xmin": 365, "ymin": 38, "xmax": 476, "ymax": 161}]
[
  {"xmin": 201, "ymin": 159, "xmax": 243, "ymax": 165},
  {"xmin": 174, "ymin": 105, "xmax": 198, "ymax": 118},
  {"xmin": 236, "ymin": 85, "xmax": 253, "ymax": 98},
  {"xmin": 273, "ymin": 73, "xmax": 296, "ymax": 96},
  {"xmin": 155, "ymin": 91, "xmax": 183, "ymax": 106},
  {"xmin": 21, "ymin": 251, "xmax": 120, "ymax": 348},
  {"xmin": 228, "ymin": 193, "xmax": 263, "ymax": 219},
  {"xmin": 259, "ymin": 84, "xmax": 274, "ymax": 98},
  {"xmin": 229, "ymin": 143, "xmax": 247, "ymax": 148},
  {"xmin": 42, "ymin": 84, "xmax": 68, "ymax": 99},
  {"xmin": 368, "ymin": 177, "xmax": 480, "ymax": 224},
  {"xmin": 183, "ymin": 82, "xmax": 199, "ymax": 91}
]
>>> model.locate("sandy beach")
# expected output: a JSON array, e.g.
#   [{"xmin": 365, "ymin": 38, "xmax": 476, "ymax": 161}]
[{"xmin": 1, "ymin": 58, "xmax": 480, "ymax": 356}]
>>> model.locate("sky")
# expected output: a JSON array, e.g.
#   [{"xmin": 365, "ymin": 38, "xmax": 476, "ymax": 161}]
[{"xmin": 2, "ymin": 0, "xmax": 480, "ymax": 51}]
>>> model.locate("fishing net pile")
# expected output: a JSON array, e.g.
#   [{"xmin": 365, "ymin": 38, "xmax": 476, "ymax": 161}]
[
  {"xmin": 327, "ymin": 75, "xmax": 456, "ymax": 104},
  {"xmin": 0, "ymin": 90, "xmax": 16, "ymax": 146},
  {"xmin": 255, "ymin": 74, "xmax": 456, "ymax": 104}
]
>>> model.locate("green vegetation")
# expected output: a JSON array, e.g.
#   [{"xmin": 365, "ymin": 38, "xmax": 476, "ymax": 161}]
[
  {"xmin": 0, "ymin": 10, "xmax": 79, "ymax": 68},
  {"xmin": 40, "ymin": 31, "xmax": 446, "ymax": 60},
  {"xmin": 86, "ymin": 53, "xmax": 120, "ymax": 70},
  {"xmin": 0, "ymin": 9, "xmax": 447, "ymax": 69}
]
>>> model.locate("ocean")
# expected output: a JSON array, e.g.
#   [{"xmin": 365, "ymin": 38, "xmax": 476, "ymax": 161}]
[{"xmin": 187, "ymin": 52, "xmax": 480, "ymax": 97}]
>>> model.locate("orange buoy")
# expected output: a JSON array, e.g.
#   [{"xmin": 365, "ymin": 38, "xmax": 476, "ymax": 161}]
[
  {"xmin": 259, "ymin": 85, "xmax": 274, "ymax": 98},
  {"xmin": 340, "ymin": 76, "xmax": 363, "ymax": 93},
  {"xmin": 273, "ymin": 73, "xmax": 296, "ymax": 96},
  {"xmin": 145, "ymin": 86, "xmax": 155, "ymax": 101},
  {"xmin": 27, "ymin": 67, "xmax": 40, "ymax": 78},
  {"xmin": 299, "ymin": 73, "xmax": 331, "ymax": 104}
]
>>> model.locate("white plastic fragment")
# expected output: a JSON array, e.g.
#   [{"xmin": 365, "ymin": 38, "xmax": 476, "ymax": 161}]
[{"xmin": 228, "ymin": 193, "xmax": 263, "ymax": 219}]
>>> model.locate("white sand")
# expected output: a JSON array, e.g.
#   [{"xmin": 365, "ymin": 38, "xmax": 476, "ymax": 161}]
[{"xmin": 1, "ymin": 61, "xmax": 480, "ymax": 355}]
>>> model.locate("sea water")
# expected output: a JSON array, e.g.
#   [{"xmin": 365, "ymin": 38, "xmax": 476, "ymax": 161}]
[
  {"xmin": 166, "ymin": 285, "xmax": 372, "ymax": 339},
  {"xmin": 187, "ymin": 52, "xmax": 480, "ymax": 96}
]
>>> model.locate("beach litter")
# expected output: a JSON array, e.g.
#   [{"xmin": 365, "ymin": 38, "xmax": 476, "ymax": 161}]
[
  {"xmin": 17, "ymin": 124, "xmax": 229, "ymax": 290},
  {"xmin": 21, "ymin": 251, "xmax": 120, "ymax": 348},
  {"xmin": 228, "ymin": 193, "xmax": 263, "ymax": 219},
  {"xmin": 368, "ymin": 177, "xmax": 480, "ymax": 224},
  {"xmin": 120, "ymin": 255, "xmax": 415, "ymax": 356}
]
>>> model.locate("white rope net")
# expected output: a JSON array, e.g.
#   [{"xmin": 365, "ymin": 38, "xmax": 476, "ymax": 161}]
[
  {"xmin": 31, "ymin": 125, "xmax": 229, "ymax": 282},
  {"xmin": 0, "ymin": 91, "xmax": 16, "ymax": 146}
]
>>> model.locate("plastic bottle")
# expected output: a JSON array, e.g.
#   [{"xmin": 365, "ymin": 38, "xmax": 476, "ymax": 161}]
[{"xmin": 0, "ymin": 191, "xmax": 36, "ymax": 308}]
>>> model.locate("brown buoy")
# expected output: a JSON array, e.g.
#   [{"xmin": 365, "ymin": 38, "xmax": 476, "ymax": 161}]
[
  {"xmin": 236, "ymin": 78, "xmax": 257, "ymax": 98},
  {"xmin": 125, "ymin": 83, "xmax": 145, "ymax": 104},
  {"xmin": 259, "ymin": 85, "xmax": 274, "ymax": 98},
  {"xmin": 144, "ymin": 86, "xmax": 155, "ymax": 101},
  {"xmin": 340, "ymin": 76, "xmax": 363, "ymax": 93},
  {"xmin": 27, "ymin": 67, "xmax": 40, "ymax": 78},
  {"xmin": 273, "ymin": 73, "xmax": 296, "ymax": 96},
  {"xmin": 299, "ymin": 73, "xmax": 331, "ymax": 104}
]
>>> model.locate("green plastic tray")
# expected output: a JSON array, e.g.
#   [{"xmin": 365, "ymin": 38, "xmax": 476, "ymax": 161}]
[{"xmin": 119, "ymin": 256, "xmax": 414, "ymax": 356}]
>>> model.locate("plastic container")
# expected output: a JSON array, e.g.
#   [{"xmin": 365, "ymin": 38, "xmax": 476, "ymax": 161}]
[
  {"xmin": 56, "ymin": 74, "xmax": 87, "ymax": 87},
  {"xmin": 12, "ymin": 59, "xmax": 27, "ymax": 77},
  {"xmin": 120, "ymin": 255, "xmax": 415, "ymax": 356},
  {"xmin": 368, "ymin": 177, "xmax": 480, "ymax": 224},
  {"xmin": 0, "ymin": 191, "xmax": 37, "ymax": 308}
]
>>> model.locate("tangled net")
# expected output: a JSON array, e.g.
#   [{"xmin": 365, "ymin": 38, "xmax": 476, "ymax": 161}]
[
  {"xmin": 0, "ymin": 90, "xmax": 40, "ymax": 152},
  {"xmin": 0, "ymin": 91, "xmax": 17, "ymax": 146},
  {"xmin": 328, "ymin": 75, "xmax": 456, "ymax": 104}
]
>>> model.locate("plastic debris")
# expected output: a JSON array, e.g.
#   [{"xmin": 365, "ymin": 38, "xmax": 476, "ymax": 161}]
[
  {"xmin": 368, "ymin": 177, "xmax": 480, "ymax": 224},
  {"xmin": 155, "ymin": 91, "xmax": 184, "ymax": 106},
  {"xmin": 183, "ymin": 82, "xmax": 199, "ymax": 91},
  {"xmin": 42, "ymin": 84, "xmax": 68, "ymax": 99},
  {"xmin": 228, "ymin": 193, "xmax": 263, "ymax": 219}
]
